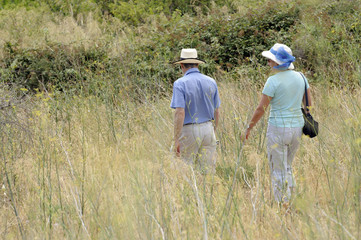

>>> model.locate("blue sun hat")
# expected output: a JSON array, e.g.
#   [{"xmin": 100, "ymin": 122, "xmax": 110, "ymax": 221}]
[{"xmin": 262, "ymin": 43, "xmax": 295, "ymax": 70}]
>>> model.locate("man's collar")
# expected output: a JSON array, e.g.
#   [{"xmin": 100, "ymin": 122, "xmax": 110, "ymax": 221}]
[{"xmin": 184, "ymin": 68, "xmax": 200, "ymax": 76}]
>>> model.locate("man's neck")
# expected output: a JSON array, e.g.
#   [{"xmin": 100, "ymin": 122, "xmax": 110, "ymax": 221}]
[{"xmin": 183, "ymin": 67, "xmax": 198, "ymax": 74}]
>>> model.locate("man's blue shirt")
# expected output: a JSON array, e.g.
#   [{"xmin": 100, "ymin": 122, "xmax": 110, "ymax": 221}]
[{"xmin": 170, "ymin": 68, "xmax": 220, "ymax": 125}]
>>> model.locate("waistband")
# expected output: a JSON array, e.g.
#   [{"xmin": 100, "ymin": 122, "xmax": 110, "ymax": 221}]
[{"xmin": 183, "ymin": 120, "xmax": 211, "ymax": 126}]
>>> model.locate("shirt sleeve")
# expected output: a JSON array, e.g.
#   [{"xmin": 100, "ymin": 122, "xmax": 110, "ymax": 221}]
[
  {"xmin": 170, "ymin": 82, "xmax": 185, "ymax": 109},
  {"xmin": 214, "ymin": 85, "xmax": 221, "ymax": 109},
  {"xmin": 262, "ymin": 77, "xmax": 276, "ymax": 97}
]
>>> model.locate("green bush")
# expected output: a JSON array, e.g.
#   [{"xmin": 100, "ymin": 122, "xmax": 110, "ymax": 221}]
[
  {"xmin": 198, "ymin": 4, "xmax": 299, "ymax": 70},
  {"xmin": 119, "ymin": 1, "xmax": 300, "ymax": 89},
  {"xmin": 0, "ymin": 42, "xmax": 109, "ymax": 91}
]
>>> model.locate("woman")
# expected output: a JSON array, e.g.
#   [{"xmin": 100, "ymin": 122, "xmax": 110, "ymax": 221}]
[{"xmin": 244, "ymin": 43, "xmax": 312, "ymax": 204}]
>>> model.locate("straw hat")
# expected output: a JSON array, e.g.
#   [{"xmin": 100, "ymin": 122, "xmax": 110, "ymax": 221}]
[
  {"xmin": 173, "ymin": 48, "xmax": 205, "ymax": 64},
  {"xmin": 262, "ymin": 43, "xmax": 295, "ymax": 70}
]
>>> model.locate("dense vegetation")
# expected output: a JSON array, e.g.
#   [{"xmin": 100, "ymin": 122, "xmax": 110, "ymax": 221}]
[{"xmin": 1, "ymin": 0, "xmax": 360, "ymax": 97}]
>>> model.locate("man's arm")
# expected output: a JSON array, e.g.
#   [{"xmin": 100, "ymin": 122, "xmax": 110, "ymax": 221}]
[
  {"xmin": 174, "ymin": 107, "xmax": 185, "ymax": 155},
  {"xmin": 214, "ymin": 108, "xmax": 220, "ymax": 131}
]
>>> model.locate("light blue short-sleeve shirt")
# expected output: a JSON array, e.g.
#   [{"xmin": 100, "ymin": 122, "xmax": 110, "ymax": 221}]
[
  {"xmin": 262, "ymin": 70, "xmax": 309, "ymax": 128},
  {"xmin": 170, "ymin": 68, "xmax": 220, "ymax": 125}
]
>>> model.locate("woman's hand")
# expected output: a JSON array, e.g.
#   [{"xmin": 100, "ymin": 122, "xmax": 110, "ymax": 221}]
[
  {"xmin": 242, "ymin": 94, "xmax": 272, "ymax": 142},
  {"xmin": 174, "ymin": 139, "xmax": 181, "ymax": 157},
  {"xmin": 245, "ymin": 127, "xmax": 251, "ymax": 140},
  {"xmin": 240, "ymin": 127, "xmax": 252, "ymax": 142}
]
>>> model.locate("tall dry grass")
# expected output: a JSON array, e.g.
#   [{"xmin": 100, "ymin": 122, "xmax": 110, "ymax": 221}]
[
  {"xmin": 1, "ymin": 74, "xmax": 360, "ymax": 239},
  {"xmin": 0, "ymin": 2, "xmax": 360, "ymax": 239}
]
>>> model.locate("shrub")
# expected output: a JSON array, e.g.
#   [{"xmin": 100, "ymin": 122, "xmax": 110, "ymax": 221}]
[
  {"xmin": 0, "ymin": 42, "xmax": 109, "ymax": 91},
  {"xmin": 198, "ymin": 4, "xmax": 299, "ymax": 70},
  {"xmin": 119, "ymin": 1, "xmax": 300, "ymax": 89}
]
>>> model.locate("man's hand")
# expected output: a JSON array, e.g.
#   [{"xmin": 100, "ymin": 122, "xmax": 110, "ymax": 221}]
[
  {"xmin": 214, "ymin": 108, "xmax": 219, "ymax": 132},
  {"xmin": 174, "ymin": 108, "xmax": 185, "ymax": 157}
]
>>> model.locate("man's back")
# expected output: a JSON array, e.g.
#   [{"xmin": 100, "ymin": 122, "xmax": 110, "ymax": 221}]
[
  {"xmin": 170, "ymin": 68, "xmax": 220, "ymax": 124},
  {"xmin": 171, "ymin": 49, "xmax": 220, "ymax": 174}
]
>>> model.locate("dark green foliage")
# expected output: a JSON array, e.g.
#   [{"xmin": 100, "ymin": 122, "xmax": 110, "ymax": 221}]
[
  {"xmin": 0, "ymin": 42, "xmax": 108, "ymax": 91},
  {"xmin": 200, "ymin": 5, "xmax": 299, "ymax": 70},
  {"xmin": 122, "ymin": 2, "xmax": 300, "ymax": 89}
]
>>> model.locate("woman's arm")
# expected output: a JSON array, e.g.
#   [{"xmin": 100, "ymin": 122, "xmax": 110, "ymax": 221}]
[{"xmin": 244, "ymin": 94, "xmax": 272, "ymax": 140}]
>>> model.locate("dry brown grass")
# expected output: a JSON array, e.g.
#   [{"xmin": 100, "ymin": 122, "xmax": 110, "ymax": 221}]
[{"xmin": 1, "ymin": 78, "xmax": 360, "ymax": 239}]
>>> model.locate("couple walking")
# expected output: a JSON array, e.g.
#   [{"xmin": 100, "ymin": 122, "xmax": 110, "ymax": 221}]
[{"xmin": 170, "ymin": 44, "xmax": 313, "ymax": 204}]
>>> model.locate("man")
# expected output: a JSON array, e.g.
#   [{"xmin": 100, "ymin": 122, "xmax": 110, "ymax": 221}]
[{"xmin": 170, "ymin": 48, "xmax": 221, "ymax": 173}]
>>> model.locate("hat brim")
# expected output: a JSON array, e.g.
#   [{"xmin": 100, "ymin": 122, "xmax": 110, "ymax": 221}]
[
  {"xmin": 173, "ymin": 58, "xmax": 205, "ymax": 64},
  {"xmin": 262, "ymin": 51, "xmax": 294, "ymax": 70}
]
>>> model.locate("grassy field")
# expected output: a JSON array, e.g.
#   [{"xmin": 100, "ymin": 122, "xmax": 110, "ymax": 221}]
[
  {"xmin": 1, "ymin": 76, "xmax": 360, "ymax": 239},
  {"xmin": 0, "ymin": 0, "xmax": 360, "ymax": 239}
]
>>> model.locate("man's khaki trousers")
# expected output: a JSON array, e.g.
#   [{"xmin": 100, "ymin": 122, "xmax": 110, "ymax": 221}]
[{"xmin": 179, "ymin": 121, "xmax": 217, "ymax": 173}]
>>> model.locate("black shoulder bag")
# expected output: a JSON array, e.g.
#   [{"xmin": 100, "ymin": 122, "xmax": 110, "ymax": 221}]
[{"xmin": 299, "ymin": 73, "xmax": 319, "ymax": 138}]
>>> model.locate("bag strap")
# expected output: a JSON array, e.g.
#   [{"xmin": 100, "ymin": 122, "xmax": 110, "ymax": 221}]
[{"xmin": 299, "ymin": 72, "xmax": 310, "ymax": 112}]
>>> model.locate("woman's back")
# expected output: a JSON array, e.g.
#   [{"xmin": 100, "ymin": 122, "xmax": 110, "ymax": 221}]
[{"xmin": 262, "ymin": 70, "xmax": 309, "ymax": 128}]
